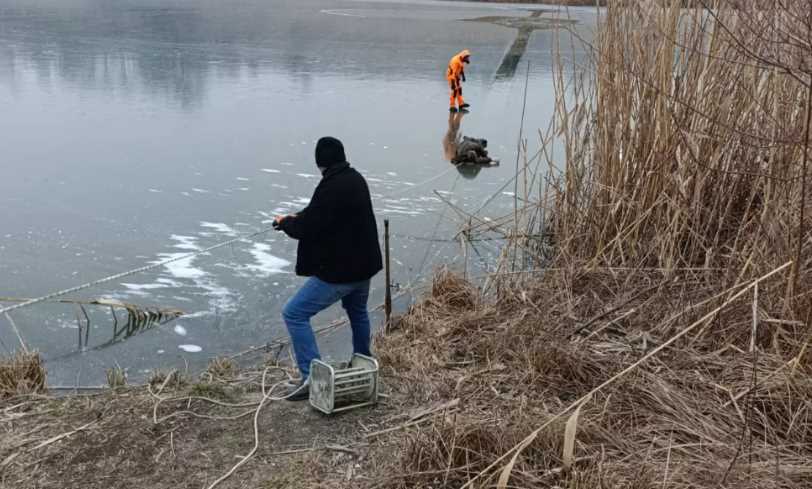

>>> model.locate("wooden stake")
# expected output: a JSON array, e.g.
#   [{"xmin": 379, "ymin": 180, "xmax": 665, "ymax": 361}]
[{"xmin": 384, "ymin": 219, "xmax": 392, "ymax": 332}]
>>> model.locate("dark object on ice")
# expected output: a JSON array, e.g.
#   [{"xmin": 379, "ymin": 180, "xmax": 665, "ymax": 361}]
[{"xmin": 452, "ymin": 136, "xmax": 499, "ymax": 166}]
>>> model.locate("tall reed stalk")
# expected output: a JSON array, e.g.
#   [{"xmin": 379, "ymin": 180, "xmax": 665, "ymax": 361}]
[{"xmin": 545, "ymin": 0, "xmax": 812, "ymax": 317}]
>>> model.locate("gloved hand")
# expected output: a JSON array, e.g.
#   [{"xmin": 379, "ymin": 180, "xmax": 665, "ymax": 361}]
[
  {"xmin": 272, "ymin": 215, "xmax": 292, "ymax": 230},
  {"xmin": 461, "ymin": 73, "xmax": 466, "ymax": 83}
]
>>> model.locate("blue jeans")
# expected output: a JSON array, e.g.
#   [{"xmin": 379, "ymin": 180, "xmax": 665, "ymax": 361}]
[{"xmin": 282, "ymin": 277, "xmax": 372, "ymax": 378}]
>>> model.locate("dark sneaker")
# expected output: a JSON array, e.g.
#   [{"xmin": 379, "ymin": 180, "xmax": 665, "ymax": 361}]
[
  {"xmin": 460, "ymin": 103, "xmax": 470, "ymax": 109},
  {"xmin": 449, "ymin": 107, "xmax": 458, "ymax": 113},
  {"xmin": 284, "ymin": 378, "xmax": 309, "ymax": 402}
]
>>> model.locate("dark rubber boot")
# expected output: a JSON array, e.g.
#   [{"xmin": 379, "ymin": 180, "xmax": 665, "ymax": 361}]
[
  {"xmin": 284, "ymin": 378, "xmax": 309, "ymax": 402},
  {"xmin": 449, "ymin": 107, "xmax": 458, "ymax": 113}
]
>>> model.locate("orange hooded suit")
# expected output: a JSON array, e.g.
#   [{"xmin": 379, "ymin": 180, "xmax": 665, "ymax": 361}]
[{"xmin": 446, "ymin": 50, "xmax": 470, "ymax": 110}]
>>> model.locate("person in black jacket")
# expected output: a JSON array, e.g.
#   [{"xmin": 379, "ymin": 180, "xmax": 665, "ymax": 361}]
[{"xmin": 274, "ymin": 137, "xmax": 383, "ymax": 400}]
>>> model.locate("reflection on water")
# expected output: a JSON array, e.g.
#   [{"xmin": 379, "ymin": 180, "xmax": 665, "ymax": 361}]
[
  {"xmin": 456, "ymin": 161, "xmax": 485, "ymax": 180},
  {"xmin": 464, "ymin": 9, "xmax": 580, "ymax": 80},
  {"xmin": 0, "ymin": 0, "xmax": 580, "ymax": 109},
  {"xmin": 442, "ymin": 110, "xmax": 498, "ymax": 180},
  {"xmin": 0, "ymin": 0, "xmax": 595, "ymax": 384},
  {"xmin": 442, "ymin": 111, "xmax": 463, "ymax": 162}
]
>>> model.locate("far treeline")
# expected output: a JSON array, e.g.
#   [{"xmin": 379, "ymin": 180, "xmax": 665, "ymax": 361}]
[{"xmin": 466, "ymin": 0, "xmax": 608, "ymax": 5}]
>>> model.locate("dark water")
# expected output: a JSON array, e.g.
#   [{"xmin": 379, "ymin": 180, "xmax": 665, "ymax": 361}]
[{"xmin": 0, "ymin": 0, "xmax": 595, "ymax": 384}]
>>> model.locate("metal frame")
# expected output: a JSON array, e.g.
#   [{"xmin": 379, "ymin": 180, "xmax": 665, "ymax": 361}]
[{"xmin": 309, "ymin": 354, "xmax": 379, "ymax": 414}]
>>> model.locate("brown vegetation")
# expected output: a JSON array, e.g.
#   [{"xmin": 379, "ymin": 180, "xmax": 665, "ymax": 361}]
[
  {"xmin": 1, "ymin": 1, "xmax": 810, "ymax": 488},
  {"xmin": 366, "ymin": 1, "xmax": 812, "ymax": 487},
  {"xmin": 465, "ymin": 0, "xmax": 605, "ymax": 5},
  {"xmin": 0, "ymin": 352, "xmax": 46, "ymax": 399}
]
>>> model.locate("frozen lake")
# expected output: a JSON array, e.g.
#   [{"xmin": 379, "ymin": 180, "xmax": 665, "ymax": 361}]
[{"xmin": 0, "ymin": 0, "xmax": 595, "ymax": 384}]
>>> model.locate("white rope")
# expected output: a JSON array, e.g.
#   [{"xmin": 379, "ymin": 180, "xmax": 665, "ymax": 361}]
[
  {"xmin": 0, "ymin": 163, "xmax": 458, "ymax": 317},
  {"xmin": 0, "ymin": 227, "xmax": 275, "ymax": 316},
  {"xmin": 378, "ymin": 165, "xmax": 456, "ymax": 199}
]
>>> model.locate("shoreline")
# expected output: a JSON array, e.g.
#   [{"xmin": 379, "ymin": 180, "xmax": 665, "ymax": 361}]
[
  {"xmin": 460, "ymin": 0, "xmax": 605, "ymax": 5},
  {"xmin": 3, "ymin": 1, "xmax": 811, "ymax": 487}
]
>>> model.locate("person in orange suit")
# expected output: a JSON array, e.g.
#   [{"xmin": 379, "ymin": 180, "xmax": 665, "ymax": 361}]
[{"xmin": 446, "ymin": 49, "xmax": 471, "ymax": 113}]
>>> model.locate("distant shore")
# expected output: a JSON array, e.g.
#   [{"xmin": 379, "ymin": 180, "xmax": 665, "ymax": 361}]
[{"xmin": 464, "ymin": 0, "xmax": 605, "ymax": 5}]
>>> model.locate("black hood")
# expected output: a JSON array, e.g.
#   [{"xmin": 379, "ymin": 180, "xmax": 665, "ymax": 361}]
[{"xmin": 315, "ymin": 137, "xmax": 347, "ymax": 168}]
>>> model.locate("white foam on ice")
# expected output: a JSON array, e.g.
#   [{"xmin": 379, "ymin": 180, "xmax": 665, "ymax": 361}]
[
  {"xmin": 381, "ymin": 207, "xmax": 424, "ymax": 216},
  {"xmin": 179, "ymin": 310, "xmax": 210, "ymax": 319},
  {"xmin": 156, "ymin": 253, "xmax": 207, "ymax": 280},
  {"xmin": 244, "ymin": 243, "xmax": 291, "ymax": 277},
  {"xmin": 120, "ymin": 278, "xmax": 182, "ymax": 293},
  {"xmin": 169, "ymin": 235, "xmax": 201, "ymax": 251},
  {"xmin": 200, "ymin": 222, "xmax": 238, "ymax": 236}
]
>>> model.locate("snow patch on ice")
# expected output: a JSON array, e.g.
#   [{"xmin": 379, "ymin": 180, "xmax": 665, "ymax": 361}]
[
  {"xmin": 244, "ymin": 243, "xmax": 291, "ymax": 277},
  {"xmin": 200, "ymin": 222, "xmax": 238, "ymax": 236},
  {"xmin": 170, "ymin": 235, "xmax": 201, "ymax": 251}
]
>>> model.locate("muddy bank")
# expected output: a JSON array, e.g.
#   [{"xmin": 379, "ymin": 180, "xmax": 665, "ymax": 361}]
[{"xmin": 3, "ymin": 268, "xmax": 811, "ymax": 488}]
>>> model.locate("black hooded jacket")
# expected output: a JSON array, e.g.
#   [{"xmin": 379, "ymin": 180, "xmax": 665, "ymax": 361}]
[{"xmin": 278, "ymin": 140, "xmax": 383, "ymax": 283}]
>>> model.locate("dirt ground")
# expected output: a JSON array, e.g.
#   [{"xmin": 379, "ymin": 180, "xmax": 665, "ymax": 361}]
[
  {"xmin": 0, "ymin": 362, "xmax": 432, "ymax": 489},
  {"xmin": 3, "ymin": 269, "xmax": 811, "ymax": 489}
]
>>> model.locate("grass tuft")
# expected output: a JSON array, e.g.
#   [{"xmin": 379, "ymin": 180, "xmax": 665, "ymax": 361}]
[{"xmin": 0, "ymin": 351, "xmax": 47, "ymax": 398}]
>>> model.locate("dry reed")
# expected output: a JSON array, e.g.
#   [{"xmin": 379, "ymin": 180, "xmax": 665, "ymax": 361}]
[
  {"xmin": 370, "ymin": 1, "xmax": 812, "ymax": 487},
  {"xmin": 0, "ymin": 351, "xmax": 47, "ymax": 399}
]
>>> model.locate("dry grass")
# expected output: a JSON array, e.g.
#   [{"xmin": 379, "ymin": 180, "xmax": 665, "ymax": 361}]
[
  {"xmin": 105, "ymin": 365, "xmax": 127, "ymax": 389},
  {"xmin": 0, "ymin": 351, "xmax": 47, "ymax": 399},
  {"xmin": 368, "ymin": 1, "xmax": 812, "ymax": 487},
  {"xmin": 372, "ymin": 267, "xmax": 812, "ymax": 488},
  {"xmin": 2, "ymin": 3, "xmax": 810, "ymax": 489},
  {"xmin": 205, "ymin": 356, "xmax": 238, "ymax": 381},
  {"xmin": 147, "ymin": 369, "xmax": 186, "ymax": 391}
]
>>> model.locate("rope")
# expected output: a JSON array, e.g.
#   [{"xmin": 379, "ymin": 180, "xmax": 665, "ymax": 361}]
[
  {"xmin": 378, "ymin": 165, "xmax": 456, "ymax": 199},
  {"xmin": 0, "ymin": 162, "xmax": 457, "ymax": 317},
  {"xmin": 0, "ymin": 227, "xmax": 275, "ymax": 316},
  {"xmin": 413, "ymin": 173, "xmax": 462, "ymax": 284}
]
